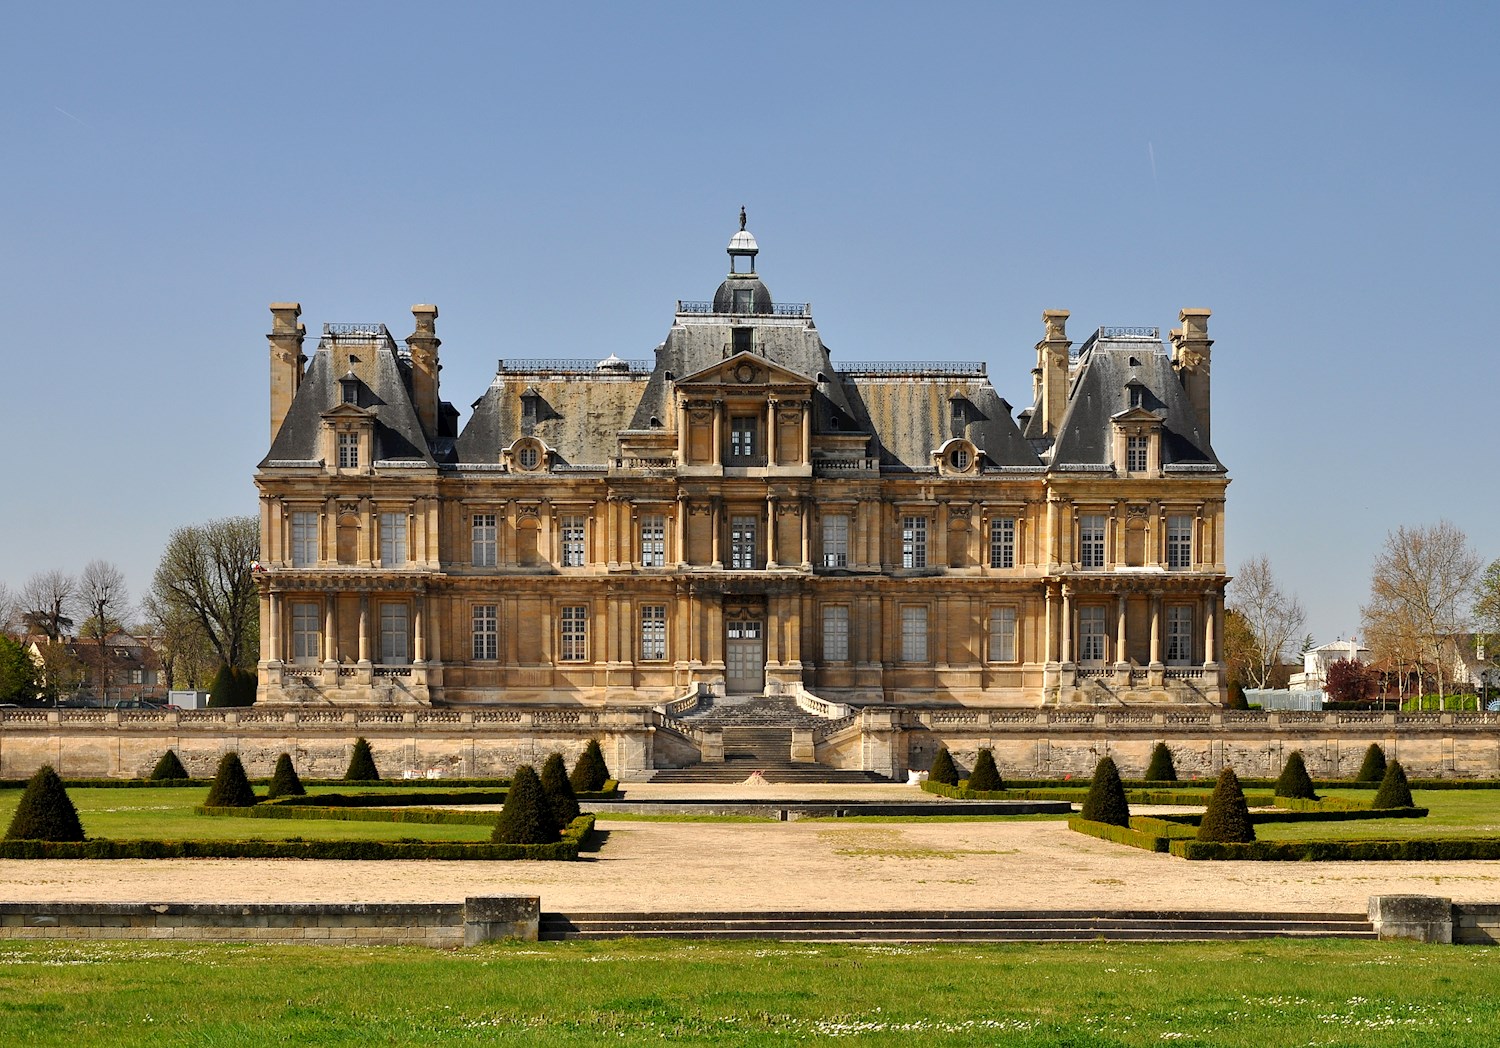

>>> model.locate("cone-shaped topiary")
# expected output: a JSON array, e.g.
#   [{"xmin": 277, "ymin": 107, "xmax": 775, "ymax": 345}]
[
  {"xmin": 492, "ymin": 765, "xmax": 558, "ymax": 844},
  {"xmin": 204, "ymin": 752, "xmax": 257, "ymax": 808},
  {"xmin": 1144, "ymin": 742, "xmax": 1177, "ymax": 782},
  {"xmin": 967, "ymin": 748, "xmax": 1003, "ymax": 792},
  {"xmin": 1080, "ymin": 755, "xmax": 1130, "ymax": 826},
  {"xmin": 1274, "ymin": 750, "xmax": 1318, "ymax": 800},
  {"xmin": 539, "ymin": 752, "xmax": 581, "ymax": 828},
  {"xmin": 1225, "ymin": 679, "xmax": 1249, "ymax": 710},
  {"xmin": 1197, "ymin": 767, "xmax": 1256, "ymax": 842},
  {"xmin": 1372, "ymin": 759, "xmax": 1415, "ymax": 808},
  {"xmin": 207, "ymin": 665, "xmax": 257, "ymax": 708},
  {"xmin": 148, "ymin": 749, "xmax": 189, "ymax": 781},
  {"xmin": 928, "ymin": 747, "xmax": 959, "ymax": 786},
  {"xmin": 344, "ymin": 737, "xmax": 380, "ymax": 781},
  {"xmin": 1356, "ymin": 743, "xmax": 1388, "ymax": 783},
  {"xmin": 568, "ymin": 738, "xmax": 609, "ymax": 792},
  {"xmin": 266, "ymin": 753, "xmax": 306, "ymax": 800},
  {"xmin": 4, "ymin": 765, "xmax": 85, "ymax": 842}
]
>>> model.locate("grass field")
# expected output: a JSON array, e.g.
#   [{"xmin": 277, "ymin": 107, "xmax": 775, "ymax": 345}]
[
  {"xmin": 0, "ymin": 938, "xmax": 1495, "ymax": 1046},
  {"xmin": 1254, "ymin": 790, "xmax": 1500, "ymax": 842}
]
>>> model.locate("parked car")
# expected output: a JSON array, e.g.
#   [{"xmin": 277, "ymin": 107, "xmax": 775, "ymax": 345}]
[{"xmin": 111, "ymin": 699, "xmax": 166, "ymax": 710}]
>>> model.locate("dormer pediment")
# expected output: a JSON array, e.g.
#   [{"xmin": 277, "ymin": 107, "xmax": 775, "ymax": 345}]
[
  {"xmin": 320, "ymin": 402, "xmax": 373, "ymax": 422},
  {"xmin": 1109, "ymin": 406, "xmax": 1163, "ymax": 426},
  {"xmin": 674, "ymin": 351, "xmax": 816, "ymax": 391}
]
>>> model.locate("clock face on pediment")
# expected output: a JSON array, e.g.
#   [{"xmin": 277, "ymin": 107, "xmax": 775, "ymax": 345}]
[{"xmin": 674, "ymin": 351, "xmax": 816, "ymax": 392}]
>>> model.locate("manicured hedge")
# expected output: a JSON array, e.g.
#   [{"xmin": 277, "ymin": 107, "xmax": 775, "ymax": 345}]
[
  {"xmin": 265, "ymin": 790, "xmax": 510, "ymax": 808},
  {"xmin": 197, "ymin": 804, "xmax": 499, "ymax": 826},
  {"xmin": 1067, "ymin": 817, "xmax": 1170, "ymax": 853},
  {"xmin": 1170, "ymin": 836, "xmax": 1500, "ymax": 861},
  {"xmin": 919, "ymin": 780, "xmax": 1283, "ymax": 807}
]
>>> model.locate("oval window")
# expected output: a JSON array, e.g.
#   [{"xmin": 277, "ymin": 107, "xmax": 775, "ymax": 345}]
[
  {"xmin": 951, "ymin": 448, "xmax": 970, "ymax": 471},
  {"xmin": 518, "ymin": 445, "xmax": 540, "ymax": 470}
]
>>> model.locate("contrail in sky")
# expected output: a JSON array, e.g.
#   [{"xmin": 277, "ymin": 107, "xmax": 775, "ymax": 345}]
[{"xmin": 54, "ymin": 106, "xmax": 92, "ymax": 129}]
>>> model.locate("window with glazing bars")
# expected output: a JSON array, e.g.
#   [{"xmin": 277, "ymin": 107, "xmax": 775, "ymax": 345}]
[
  {"xmin": 291, "ymin": 602, "xmax": 320, "ymax": 663},
  {"xmin": 471, "ymin": 514, "xmax": 497, "ymax": 567},
  {"xmin": 902, "ymin": 516, "xmax": 928, "ymax": 568},
  {"xmin": 1078, "ymin": 605, "xmax": 1107, "ymax": 662},
  {"xmin": 560, "ymin": 605, "xmax": 588, "ymax": 661},
  {"xmin": 822, "ymin": 513, "xmax": 848, "ymax": 568},
  {"xmin": 639, "ymin": 605, "xmax": 667, "ymax": 661},
  {"xmin": 1167, "ymin": 605, "xmax": 1194, "ymax": 664},
  {"xmin": 337, "ymin": 431, "xmax": 359, "ymax": 470},
  {"xmin": 1079, "ymin": 514, "xmax": 1106, "ymax": 569},
  {"xmin": 380, "ymin": 603, "xmax": 408, "ymax": 663},
  {"xmin": 731, "ymin": 515, "xmax": 758, "ymax": 569},
  {"xmin": 1167, "ymin": 514, "xmax": 1193, "ymax": 569},
  {"xmin": 900, "ymin": 606, "xmax": 928, "ymax": 662},
  {"xmin": 560, "ymin": 515, "xmax": 586, "ymax": 567},
  {"xmin": 640, "ymin": 514, "xmax": 666, "ymax": 567},
  {"xmin": 989, "ymin": 516, "xmax": 1015, "ymax": 568},
  {"xmin": 472, "ymin": 604, "xmax": 497, "ymax": 660},
  {"xmin": 822, "ymin": 605, "xmax": 849, "ymax": 661},
  {"xmin": 730, "ymin": 416, "xmax": 756, "ymax": 459},
  {"xmin": 380, "ymin": 512, "xmax": 407, "ymax": 564},
  {"xmin": 989, "ymin": 606, "xmax": 1016, "ymax": 662},
  {"xmin": 1126, "ymin": 435, "xmax": 1148, "ymax": 472},
  {"xmin": 291, "ymin": 512, "xmax": 318, "ymax": 567}
]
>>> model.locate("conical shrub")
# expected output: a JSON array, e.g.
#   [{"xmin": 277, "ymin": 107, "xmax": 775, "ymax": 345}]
[
  {"xmin": 1226, "ymin": 679, "xmax": 1249, "ymax": 710},
  {"xmin": 204, "ymin": 752, "xmax": 257, "ymax": 808},
  {"xmin": 207, "ymin": 665, "xmax": 257, "ymax": 708},
  {"xmin": 539, "ymin": 752, "xmax": 581, "ymax": 828},
  {"xmin": 1197, "ymin": 767, "xmax": 1255, "ymax": 842},
  {"xmin": 928, "ymin": 747, "xmax": 959, "ymax": 786},
  {"xmin": 148, "ymin": 749, "xmax": 189, "ymax": 781},
  {"xmin": 492, "ymin": 765, "xmax": 558, "ymax": 845},
  {"xmin": 967, "ymin": 748, "xmax": 1003, "ymax": 792},
  {"xmin": 1372, "ymin": 759, "xmax": 1415, "ymax": 809},
  {"xmin": 1144, "ymin": 742, "xmax": 1177, "ymax": 782},
  {"xmin": 266, "ymin": 753, "xmax": 306, "ymax": 800},
  {"xmin": 568, "ymin": 738, "xmax": 609, "ymax": 792},
  {"xmin": 1080, "ymin": 756, "xmax": 1130, "ymax": 827},
  {"xmin": 4, "ymin": 765, "xmax": 85, "ymax": 842},
  {"xmin": 1274, "ymin": 751, "xmax": 1318, "ymax": 800},
  {"xmin": 344, "ymin": 737, "xmax": 380, "ymax": 781},
  {"xmin": 1356, "ymin": 743, "xmax": 1388, "ymax": 783}
]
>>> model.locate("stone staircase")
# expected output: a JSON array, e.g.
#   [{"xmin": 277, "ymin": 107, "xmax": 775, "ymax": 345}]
[
  {"xmin": 540, "ymin": 909, "xmax": 1377, "ymax": 942},
  {"xmin": 648, "ymin": 760, "xmax": 887, "ymax": 784},
  {"xmin": 656, "ymin": 695, "xmax": 882, "ymax": 783}
]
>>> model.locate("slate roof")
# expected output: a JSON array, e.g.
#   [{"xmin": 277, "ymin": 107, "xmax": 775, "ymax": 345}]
[
  {"xmin": 458, "ymin": 373, "xmax": 648, "ymax": 467},
  {"xmin": 838, "ymin": 376, "xmax": 1039, "ymax": 470}
]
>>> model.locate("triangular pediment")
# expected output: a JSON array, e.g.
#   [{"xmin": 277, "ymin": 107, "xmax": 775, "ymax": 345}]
[
  {"xmin": 1109, "ymin": 406, "xmax": 1163, "ymax": 424},
  {"xmin": 675, "ymin": 352, "xmax": 816, "ymax": 390},
  {"xmin": 320, "ymin": 402, "xmax": 373, "ymax": 421}
]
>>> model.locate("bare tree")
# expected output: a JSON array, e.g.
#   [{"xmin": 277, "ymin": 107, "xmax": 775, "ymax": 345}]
[
  {"xmin": 140, "ymin": 590, "xmax": 217, "ymax": 690},
  {"xmin": 1228, "ymin": 555, "xmax": 1307, "ymax": 689},
  {"xmin": 19, "ymin": 570, "xmax": 77, "ymax": 640},
  {"xmin": 1361, "ymin": 520, "xmax": 1481, "ymax": 708},
  {"xmin": 150, "ymin": 516, "xmax": 260, "ymax": 672},
  {"xmin": 0, "ymin": 580, "xmax": 17, "ymax": 637},
  {"xmin": 78, "ymin": 560, "xmax": 130, "ymax": 701}
]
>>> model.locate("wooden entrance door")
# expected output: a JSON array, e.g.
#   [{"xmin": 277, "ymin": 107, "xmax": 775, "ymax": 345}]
[{"xmin": 725, "ymin": 618, "xmax": 765, "ymax": 693}]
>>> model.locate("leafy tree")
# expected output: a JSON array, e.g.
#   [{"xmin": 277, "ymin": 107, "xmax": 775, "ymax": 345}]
[
  {"xmin": 204, "ymin": 753, "xmax": 257, "ymax": 807},
  {"xmin": 539, "ymin": 752, "xmax": 580, "ymax": 828},
  {"xmin": 1197, "ymin": 767, "xmax": 1255, "ymax": 842},
  {"xmin": 19, "ymin": 571, "xmax": 76, "ymax": 641},
  {"xmin": 1372, "ymin": 760, "xmax": 1415, "ymax": 809},
  {"xmin": 1274, "ymin": 751, "xmax": 1318, "ymax": 800},
  {"xmin": 1325, "ymin": 658, "xmax": 1377, "ymax": 705},
  {"xmin": 1356, "ymin": 743, "xmax": 1388, "ymax": 783},
  {"xmin": 927, "ymin": 747, "xmax": 959, "ymax": 786},
  {"xmin": 0, "ymin": 635, "xmax": 41, "ymax": 704},
  {"xmin": 78, "ymin": 560, "xmax": 130, "ymax": 700},
  {"xmin": 4, "ymin": 765, "xmax": 85, "ymax": 842},
  {"xmin": 344, "ymin": 738, "xmax": 380, "ymax": 781},
  {"xmin": 150, "ymin": 516, "xmax": 260, "ymax": 672},
  {"xmin": 967, "ymin": 748, "xmax": 1003, "ymax": 791},
  {"xmin": 1362, "ymin": 520, "xmax": 1482, "ymax": 708},
  {"xmin": 492, "ymin": 765, "xmax": 558, "ymax": 844},
  {"xmin": 1475, "ymin": 558, "xmax": 1500, "ymax": 645},
  {"xmin": 1144, "ymin": 742, "xmax": 1177, "ymax": 782},
  {"xmin": 1080, "ymin": 756, "xmax": 1130, "ymax": 827},
  {"xmin": 569, "ymin": 738, "xmax": 609, "ymax": 792},
  {"xmin": 148, "ymin": 750, "xmax": 189, "ymax": 781},
  {"xmin": 1229, "ymin": 556, "xmax": 1307, "ymax": 689},
  {"xmin": 266, "ymin": 753, "xmax": 306, "ymax": 799}
]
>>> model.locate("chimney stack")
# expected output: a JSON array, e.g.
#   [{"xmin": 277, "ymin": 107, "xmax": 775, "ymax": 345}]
[
  {"xmin": 1036, "ymin": 309, "xmax": 1071, "ymax": 438},
  {"xmin": 406, "ymin": 304, "xmax": 441, "ymax": 441},
  {"xmin": 268, "ymin": 302, "xmax": 305, "ymax": 442},
  {"xmin": 1170, "ymin": 308, "xmax": 1213, "ymax": 445}
]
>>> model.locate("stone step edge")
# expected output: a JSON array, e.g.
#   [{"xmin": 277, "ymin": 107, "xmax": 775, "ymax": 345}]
[{"xmin": 542, "ymin": 909, "xmax": 1370, "ymax": 923}]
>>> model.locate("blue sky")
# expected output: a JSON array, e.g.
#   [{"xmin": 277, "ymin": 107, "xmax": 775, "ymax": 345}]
[{"xmin": 2, "ymin": 2, "xmax": 1497, "ymax": 646}]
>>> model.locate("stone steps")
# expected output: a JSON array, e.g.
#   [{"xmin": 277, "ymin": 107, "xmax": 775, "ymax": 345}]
[
  {"xmin": 540, "ymin": 909, "xmax": 1378, "ymax": 942},
  {"xmin": 648, "ymin": 759, "xmax": 888, "ymax": 784}
]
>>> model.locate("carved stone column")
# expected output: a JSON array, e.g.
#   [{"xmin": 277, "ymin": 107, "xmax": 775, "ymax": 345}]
[{"xmin": 766, "ymin": 495, "xmax": 779, "ymax": 569}]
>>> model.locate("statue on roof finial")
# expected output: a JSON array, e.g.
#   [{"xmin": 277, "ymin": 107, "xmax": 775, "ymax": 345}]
[{"xmin": 739, "ymin": 206, "xmax": 747, "ymax": 231}]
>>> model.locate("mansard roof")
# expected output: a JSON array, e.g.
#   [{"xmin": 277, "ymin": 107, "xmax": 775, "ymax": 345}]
[
  {"xmin": 457, "ymin": 369, "xmax": 647, "ymax": 468},
  {"xmin": 838, "ymin": 372, "xmax": 1040, "ymax": 470}
]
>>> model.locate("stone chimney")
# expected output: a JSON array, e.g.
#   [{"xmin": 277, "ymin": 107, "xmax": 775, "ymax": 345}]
[
  {"xmin": 406, "ymin": 304, "xmax": 441, "ymax": 441},
  {"xmin": 1036, "ymin": 309, "xmax": 1071, "ymax": 438},
  {"xmin": 1170, "ymin": 308, "xmax": 1213, "ymax": 444},
  {"xmin": 268, "ymin": 302, "xmax": 305, "ymax": 442}
]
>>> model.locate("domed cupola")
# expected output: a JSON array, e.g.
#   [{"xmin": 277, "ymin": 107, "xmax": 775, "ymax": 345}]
[{"xmin": 712, "ymin": 207, "xmax": 774, "ymax": 315}]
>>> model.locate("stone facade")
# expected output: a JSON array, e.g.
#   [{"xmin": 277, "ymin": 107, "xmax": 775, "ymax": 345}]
[{"xmin": 255, "ymin": 218, "xmax": 1228, "ymax": 710}]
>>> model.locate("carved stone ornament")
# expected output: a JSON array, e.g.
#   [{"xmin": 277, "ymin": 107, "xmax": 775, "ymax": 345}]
[
  {"xmin": 517, "ymin": 504, "xmax": 541, "ymax": 520},
  {"xmin": 776, "ymin": 501, "xmax": 803, "ymax": 518},
  {"xmin": 1177, "ymin": 348, "xmax": 1205, "ymax": 370},
  {"xmin": 688, "ymin": 502, "xmax": 714, "ymax": 517},
  {"xmin": 778, "ymin": 409, "xmax": 801, "ymax": 425},
  {"xmin": 948, "ymin": 503, "xmax": 972, "ymax": 519},
  {"xmin": 338, "ymin": 502, "xmax": 360, "ymax": 517},
  {"xmin": 1127, "ymin": 504, "xmax": 1150, "ymax": 519},
  {"xmin": 733, "ymin": 362, "xmax": 757, "ymax": 384}
]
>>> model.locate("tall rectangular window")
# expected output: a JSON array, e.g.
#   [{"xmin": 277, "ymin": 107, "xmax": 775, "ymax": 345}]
[
  {"xmin": 902, "ymin": 516, "xmax": 928, "ymax": 569},
  {"xmin": 560, "ymin": 605, "xmax": 589, "ymax": 662},
  {"xmin": 1167, "ymin": 606, "xmax": 1194, "ymax": 664},
  {"xmin": 731, "ymin": 515, "xmax": 758, "ymax": 570},
  {"xmin": 822, "ymin": 513, "xmax": 849, "ymax": 568},
  {"xmin": 471, "ymin": 604, "xmax": 497, "ymax": 660},
  {"xmin": 561, "ymin": 515, "xmax": 586, "ymax": 567},
  {"xmin": 1079, "ymin": 605, "xmax": 1107, "ymax": 662},
  {"xmin": 291, "ymin": 512, "xmax": 318, "ymax": 567},
  {"xmin": 291, "ymin": 602, "xmax": 320, "ymax": 664},
  {"xmin": 1166, "ymin": 514, "xmax": 1193, "ymax": 570},
  {"xmin": 471, "ymin": 514, "xmax": 497, "ymax": 567},
  {"xmin": 337, "ymin": 431, "xmax": 359, "ymax": 470},
  {"xmin": 639, "ymin": 605, "xmax": 667, "ymax": 661},
  {"xmin": 989, "ymin": 516, "xmax": 1016, "ymax": 569},
  {"xmin": 900, "ymin": 606, "xmax": 928, "ymax": 662},
  {"xmin": 1126, "ymin": 435, "xmax": 1148, "ymax": 472},
  {"xmin": 380, "ymin": 512, "xmax": 407, "ymax": 565},
  {"xmin": 989, "ymin": 606, "xmax": 1017, "ymax": 663},
  {"xmin": 379, "ymin": 603, "xmax": 408, "ymax": 663},
  {"xmin": 1079, "ymin": 514, "xmax": 1106, "ymax": 569},
  {"xmin": 640, "ymin": 514, "xmax": 666, "ymax": 567},
  {"xmin": 822, "ymin": 605, "xmax": 849, "ymax": 662},
  {"xmin": 730, "ymin": 416, "xmax": 756, "ymax": 460}
]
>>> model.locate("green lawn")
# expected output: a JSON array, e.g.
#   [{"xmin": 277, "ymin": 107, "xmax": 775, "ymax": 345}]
[
  {"xmin": 0, "ymin": 938, "xmax": 1494, "ymax": 1046},
  {"xmin": 0, "ymin": 787, "xmax": 496, "ymax": 843},
  {"xmin": 1254, "ymin": 789, "xmax": 1500, "ymax": 842}
]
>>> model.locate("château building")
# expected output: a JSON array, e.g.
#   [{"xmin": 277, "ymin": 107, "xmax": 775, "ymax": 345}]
[{"xmin": 255, "ymin": 216, "xmax": 1228, "ymax": 708}]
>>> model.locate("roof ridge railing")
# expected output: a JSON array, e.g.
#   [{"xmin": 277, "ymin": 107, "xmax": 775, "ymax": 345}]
[
  {"xmin": 676, "ymin": 300, "xmax": 811, "ymax": 317},
  {"xmin": 497, "ymin": 358, "xmax": 652, "ymax": 373},
  {"xmin": 1096, "ymin": 326, "xmax": 1161, "ymax": 340},
  {"xmin": 323, "ymin": 323, "xmax": 394, "ymax": 339},
  {"xmin": 840, "ymin": 361, "xmax": 986, "ymax": 376}
]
